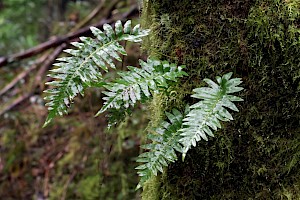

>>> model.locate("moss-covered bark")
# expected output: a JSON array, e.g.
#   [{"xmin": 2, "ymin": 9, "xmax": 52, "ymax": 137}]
[{"xmin": 141, "ymin": 0, "xmax": 300, "ymax": 199}]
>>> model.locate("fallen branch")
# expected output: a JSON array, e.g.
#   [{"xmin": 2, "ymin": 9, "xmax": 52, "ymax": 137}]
[
  {"xmin": 69, "ymin": 0, "xmax": 107, "ymax": 33},
  {"xmin": 0, "ymin": 44, "xmax": 66, "ymax": 116},
  {"xmin": 0, "ymin": 0, "xmax": 118, "ymax": 96},
  {"xmin": 0, "ymin": 53, "xmax": 49, "ymax": 97},
  {"xmin": 0, "ymin": 65, "xmax": 37, "ymax": 97},
  {"xmin": 34, "ymin": 43, "xmax": 67, "ymax": 90},
  {"xmin": 0, "ymin": 93, "xmax": 32, "ymax": 116},
  {"xmin": 0, "ymin": 5, "xmax": 138, "ymax": 68},
  {"xmin": 0, "ymin": 5, "xmax": 139, "ymax": 116}
]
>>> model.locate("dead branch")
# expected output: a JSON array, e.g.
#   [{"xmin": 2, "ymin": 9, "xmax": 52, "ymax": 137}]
[
  {"xmin": 69, "ymin": 0, "xmax": 106, "ymax": 32},
  {"xmin": 0, "ymin": 44, "xmax": 66, "ymax": 116},
  {"xmin": 0, "ymin": 53, "xmax": 49, "ymax": 97},
  {"xmin": 0, "ymin": 4, "xmax": 139, "ymax": 116},
  {"xmin": 0, "ymin": 93, "xmax": 32, "ymax": 116},
  {"xmin": 35, "ymin": 43, "xmax": 67, "ymax": 90},
  {"xmin": 0, "ymin": 5, "xmax": 138, "ymax": 68},
  {"xmin": 0, "ymin": 0, "xmax": 118, "ymax": 96}
]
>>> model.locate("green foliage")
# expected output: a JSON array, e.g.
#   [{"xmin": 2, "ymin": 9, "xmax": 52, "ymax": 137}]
[
  {"xmin": 43, "ymin": 20, "xmax": 150, "ymax": 127},
  {"xmin": 76, "ymin": 175, "xmax": 101, "ymax": 200},
  {"xmin": 180, "ymin": 72, "xmax": 243, "ymax": 159},
  {"xmin": 43, "ymin": 18, "xmax": 244, "ymax": 192},
  {"xmin": 135, "ymin": 73, "xmax": 243, "ymax": 188},
  {"xmin": 136, "ymin": 108, "xmax": 186, "ymax": 189},
  {"xmin": 97, "ymin": 59, "xmax": 187, "ymax": 115}
]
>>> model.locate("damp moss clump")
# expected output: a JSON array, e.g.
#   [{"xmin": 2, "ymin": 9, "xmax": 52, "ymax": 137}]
[{"xmin": 141, "ymin": 0, "xmax": 300, "ymax": 199}]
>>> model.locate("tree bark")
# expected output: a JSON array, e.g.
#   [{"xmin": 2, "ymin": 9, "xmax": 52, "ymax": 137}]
[{"xmin": 141, "ymin": 0, "xmax": 300, "ymax": 199}]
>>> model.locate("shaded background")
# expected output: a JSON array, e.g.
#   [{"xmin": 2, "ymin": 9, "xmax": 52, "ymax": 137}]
[{"xmin": 0, "ymin": 0, "xmax": 147, "ymax": 199}]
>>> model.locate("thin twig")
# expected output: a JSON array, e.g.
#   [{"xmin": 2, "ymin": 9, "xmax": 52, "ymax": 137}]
[
  {"xmin": 0, "ymin": 53, "xmax": 49, "ymax": 97},
  {"xmin": 0, "ymin": 93, "xmax": 32, "ymax": 116},
  {"xmin": 60, "ymin": 170, "xmax": 77, "ymax": 200},
  {"xmin": 0, "ymin": 65, "xmax": 36, "ymax": 97},
  {"xmin": 69, "ymin": 0, "xmax": 106, "ymax": 33}
]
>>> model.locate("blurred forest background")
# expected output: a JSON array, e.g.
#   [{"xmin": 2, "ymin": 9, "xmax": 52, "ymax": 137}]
[{"xmin": 0, "ymin": 0, "xmax": 147, "ymax": 199}]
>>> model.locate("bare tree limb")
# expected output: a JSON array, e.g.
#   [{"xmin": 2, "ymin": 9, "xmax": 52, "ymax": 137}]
[
  {"xmin": 35, "ymin": 43, "xmax": 67, "ymax": 90},
  {"xmin": 69, "ymin": 0, "xmax": 106, "ymax": 33},
  {"xmin": 0, "ymin": 5, "xmax": 138, "ymax": 68},
  {"xmin": 0, "ymin": 93, "xmax": 32, "ymax": 116},
  {"xmin": 0, "ymin": 4, "xmax": 140, "ymax": 115},
  {"xmin": 0, "ymin": 53, "xmax": 50, "ymax": 97},
  {"xmin": 0, "ymin": 0, "xmax": 119, "ymax": 96},
  {"xmin": 0, "ymin": 44, "xmax": 66, "ymax": 116}
]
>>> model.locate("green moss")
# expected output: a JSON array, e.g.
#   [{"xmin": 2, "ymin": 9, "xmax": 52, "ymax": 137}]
[
  {"xmin": 142, "ymin": 0, "xmax": 300, "ymax": 199},
  {"xmin": 142, "ymin": 175, "xmax": 161, "ymax": 200},
  {"xmin": 76, "ymin": 175, "xmax": 100, "ymax": 200}
]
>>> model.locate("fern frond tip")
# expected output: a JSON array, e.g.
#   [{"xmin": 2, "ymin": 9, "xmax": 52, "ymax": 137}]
[{"xmin": 179, "ymin": 73, "xmax": 244, "ymax": 159}]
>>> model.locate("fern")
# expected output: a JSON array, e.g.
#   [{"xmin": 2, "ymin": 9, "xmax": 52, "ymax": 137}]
[
  {"xmin": 134, "ymin": 73, "xmax": 243, "ymax": 188},
  {"xmin": 135, "ymin": 108, "xmax": 187, "ymax": 189},
  {"xmin": 43, "ymin": 20, "xmax": 150, "ymax": 127},
  {"xmin": 96, "ymin": 59, "xmax": 187, "ymax": 115},
  {"xmin": 45, "ymin": 39, "xmax": 243, "ymax": 186},
  {"xmin": 179, "ymin": 72, "xmax": 244, "ymax": 160},
  {"xmin": 42, "ymin": 18, "xmax": 245, "ymax": 191}
]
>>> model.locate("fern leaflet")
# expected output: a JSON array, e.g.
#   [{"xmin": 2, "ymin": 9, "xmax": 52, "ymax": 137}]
[
  {"xmin": 96, "ymin": 59, "xmax": 187, "ymax": 115},
  {"xmin": 179, "ymin": 72, "xmax": 244, "ymax": 160},
  {"xmin": 43, "ymin": 20, "xmax": 150, "ymax": 127},
  {"xmin": 135, "ymin": 108, "xmax": 186, "ymax": 189}
]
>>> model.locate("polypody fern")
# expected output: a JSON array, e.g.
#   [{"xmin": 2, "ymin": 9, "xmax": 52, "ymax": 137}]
[
  {"xmin": 43, "ymin": 20, "xmax": 149, "ymax": 127},
  {"xmin": 179, "ymin": 72, "xmax": 243, "ymax": 159},
  {"xmin": 135, "ymin": 108, "xmax": 188, "ymax": 189},
  {"xmin": 134, "ymin": 73, "xmax": 243, "ymax": 186},
  {"xmin": 43, "ymin": 19, "xmax": 244, "ymax": 191},
  {"xmin": 96, "ymin": 59, "xmax": 187, "ymax": 115}
]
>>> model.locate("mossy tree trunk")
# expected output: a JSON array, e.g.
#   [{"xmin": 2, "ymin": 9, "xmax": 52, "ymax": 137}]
[{"xmin": 141, "ymin": 0, "xmax": 300, "ymax": 199}]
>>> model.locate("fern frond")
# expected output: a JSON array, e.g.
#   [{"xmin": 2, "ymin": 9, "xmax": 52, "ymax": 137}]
[
  {"xmin": 179, "ymin": 72, "xmax": 244, "ymax": 160},
  {"xmin": 43, "ymin": 20, "xmax": 150, "ymax": 127},
  {"xmin": 96, "ymin": 59, "xmax": 187, "ymax": 115},
  {"xmin": 135, "ymin": 108, "xmax": 186, "ymax": 189}
]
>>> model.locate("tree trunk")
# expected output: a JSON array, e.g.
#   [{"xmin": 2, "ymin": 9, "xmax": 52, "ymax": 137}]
[{"xmin": 141, "ymin": 0, "xmax": 300, "ymax": 199}]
